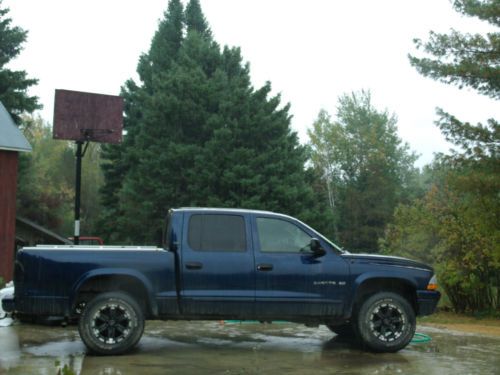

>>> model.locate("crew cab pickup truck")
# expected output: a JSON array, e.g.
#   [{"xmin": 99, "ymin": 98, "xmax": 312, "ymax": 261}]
[{"xmin": 3, "ymin": 208, "xmax": 440, "ymax": 355}]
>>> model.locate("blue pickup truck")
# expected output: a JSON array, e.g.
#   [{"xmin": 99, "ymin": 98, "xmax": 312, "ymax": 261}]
[{"xmin": 3, "ymin": 208, "xmax": 440, "ymax": 355}]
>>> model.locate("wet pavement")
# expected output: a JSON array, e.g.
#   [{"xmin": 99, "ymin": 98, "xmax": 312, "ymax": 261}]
[{"xmin": 0, "ymin": 321, "xmax": 499, "ymax": 375}]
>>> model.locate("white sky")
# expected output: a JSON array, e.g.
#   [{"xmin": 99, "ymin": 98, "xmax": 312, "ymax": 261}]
[{"xmin": 5, "ymin": 0, "xmax": 499, "ymax": 167}]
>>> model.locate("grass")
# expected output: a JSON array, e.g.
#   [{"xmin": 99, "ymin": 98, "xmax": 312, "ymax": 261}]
[{"xmin": 418, "ymin": 310, "xmax": 500, "ymax": 326}]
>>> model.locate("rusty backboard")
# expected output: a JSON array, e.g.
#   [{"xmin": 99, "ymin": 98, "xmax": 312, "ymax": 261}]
[{"xmin": 53, "ymin": 89, "xmax": 123, "ymax": 144}]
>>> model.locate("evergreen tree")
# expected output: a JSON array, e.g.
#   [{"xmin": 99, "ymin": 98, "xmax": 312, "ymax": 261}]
[
  {"xmin": 409, "ymin": 0, "xmax": 498, "ymax": 157},
  {"xmin": 308, "ymin": 91, "xmax": 419, "ymax": 252},
  {"xmin": 99, "ymin": 0, "xmax": 185, "ymax": 242},
  {"xmin": 100, "ymin": 0, "xmax": 324, "ymax": 244},
  {"xmin": 0, "ymin": 0, "xmax": 39, "ymax": 122},
  {"xmin": 185, "ymin": 0, "xmax": 212, "ymax": 38},
  {"xmin": 409, "ymin": 0, "xmax": 499, "ymax": 99},
  {"xmin": 98, "ymin": 80, "xmax": 145, "ymax": 242},
  {"xmin": 137, "ymin": 0, "xmax": 184, "ymax": 86}
]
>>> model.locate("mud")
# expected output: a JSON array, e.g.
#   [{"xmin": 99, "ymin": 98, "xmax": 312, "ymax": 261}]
[{"xmin": 0, "ymin": 321, "xmax": 499, "ymax": 374}]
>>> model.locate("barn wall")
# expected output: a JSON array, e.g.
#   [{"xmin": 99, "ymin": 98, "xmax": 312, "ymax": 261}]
[{"xmin": 0, "ymin": 150, "xmax": 18, "ymax": 282}]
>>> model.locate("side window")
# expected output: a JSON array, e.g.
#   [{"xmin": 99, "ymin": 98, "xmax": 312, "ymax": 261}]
[
  {"xmin": 188, "ymin": 214, "xmax": 246, "ymax": 252},
  {"xmin": 257, "ymin": 217, "xmax": 312, "ymax": 253}
]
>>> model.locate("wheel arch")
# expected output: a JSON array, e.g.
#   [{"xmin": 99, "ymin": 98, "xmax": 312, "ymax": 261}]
[
  {"xmin": 70, "ymin": 269, "xmax": 157, "ymax": 317},
  {"xmin": 348, "ymin": 274, "xmax": 418, "ymax": 318}
]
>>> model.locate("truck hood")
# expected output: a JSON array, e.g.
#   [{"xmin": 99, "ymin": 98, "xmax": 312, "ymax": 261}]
[{"xmin": 341, "ymin": 253, "xmax": 433, "ymax": 272}]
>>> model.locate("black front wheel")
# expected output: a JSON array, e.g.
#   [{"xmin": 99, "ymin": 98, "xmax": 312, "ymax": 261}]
[
  {"xmin": 357, "ymin": 292, "xmax": 415, "ymax": 352},
  {"xmin": 78, "ymin": 292, "xmax": 145, "ymax": 355}
]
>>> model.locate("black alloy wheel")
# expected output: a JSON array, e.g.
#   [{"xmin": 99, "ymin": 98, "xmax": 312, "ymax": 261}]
[
  {"xmin": 357, "ymin": 292, "xmax": 415, "ymax": 352},
  {"xmin": 369, "ymin": 302, "xmax": 406, "ymax": 342},
  {"xmin": 78, "ymin": 292, "xmax": 144, "ymax": 355},
  {"xmin": 91, "ymin": 303, "xmax": 132, "ymax": 345}
]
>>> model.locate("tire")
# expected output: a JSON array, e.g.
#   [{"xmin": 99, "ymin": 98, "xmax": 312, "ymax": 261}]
[
  {"xmin": 78, "ymin": 292, "xmax": 145, "ymax": 355},
  {"xmin": 356, "ymin": 292, "xmax": 415, "ymax": 353},
  {"xmin": 327, "ymin": 322, "xmax": 356, "ymax": 338}
]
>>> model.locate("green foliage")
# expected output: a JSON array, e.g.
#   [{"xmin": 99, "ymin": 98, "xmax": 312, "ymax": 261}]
[
  {"xmin": 99, "ymin": 0, "xmax": 327, "ymax": 244},
  {"xmin": 185, "ymin": 0, "xmax": 211, "ymax": 38},
  {"xmin": 392, "ymin": 0, "xmax": 500, "ymax": 313},
  {"xmin": 17, "ymin": 116, "xmax": 74, "ymax": 235},
  {"xmin": 308, "ymin": 91, "xmax": 420, "ymax": 252},
  {"xmin": 0, "ymin": 0, "xmax": 40, "ymax": 123},
  {"xmin": 435, "ymin": 109, "xmax": 498, "ymax": 163},
  {"xmin": 382, "ymin": 162, "xmax": 500, "ymax": 312},
  {"xmin": 0, "ymin": 277, "xmax": 5, "ymax": 289},
  {"xmin": 409, "ymin": 0, "xmax": 499, "ymax": 99},
  {"xmin": 80, "ymin": 143, "xmax": 105, "ymax": 234},
  {"xmin": 17, "ymin": 116, "xmax": 104, "ymax": 237}
]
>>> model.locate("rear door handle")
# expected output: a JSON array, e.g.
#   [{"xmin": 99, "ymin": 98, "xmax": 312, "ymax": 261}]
[
  {"xmin": 185, "ymin": 262, "xmax": 203, "ymax": 270},
  {"xmin": 257, "ymin": 263, "xmax": 273, "ymax": 271}
]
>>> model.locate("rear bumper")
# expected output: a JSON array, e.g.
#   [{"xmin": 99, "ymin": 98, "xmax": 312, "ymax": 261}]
[{"xmin": 416, "ymin": 290, "xmax": 441, "ymax": 316}]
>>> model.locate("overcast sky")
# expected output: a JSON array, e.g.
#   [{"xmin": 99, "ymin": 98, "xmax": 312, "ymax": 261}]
[{"xmin": 5, "ymin": 0, "xmax": 499, "ymax": 167}]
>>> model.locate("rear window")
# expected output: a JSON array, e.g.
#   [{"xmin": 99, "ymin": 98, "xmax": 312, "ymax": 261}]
[{"xmin": 188, "ymin": 214, "xmax": 246, "ymax": 252}]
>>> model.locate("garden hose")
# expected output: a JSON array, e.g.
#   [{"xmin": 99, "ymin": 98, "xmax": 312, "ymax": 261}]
[
  {"xmin": 411, "ymin": 332, "xmax": 432, "ymax": 343},
  {"xmin": 222, "ymin": 321, "xmax": 433, "ymax": 344}
]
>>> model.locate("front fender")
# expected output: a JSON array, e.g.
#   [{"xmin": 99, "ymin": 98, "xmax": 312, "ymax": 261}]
[{"xmin": 346, "ymin": 271, "xmax": 419, "ymax": 317}]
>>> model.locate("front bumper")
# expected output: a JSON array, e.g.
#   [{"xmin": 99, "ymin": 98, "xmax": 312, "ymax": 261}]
[{"xmin": 416, "ymin": 290, "xmax": 441, "ymax": 316}]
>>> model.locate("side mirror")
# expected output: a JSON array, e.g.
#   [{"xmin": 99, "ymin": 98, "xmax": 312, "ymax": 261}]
[{"xmin": 310, "ymin": 238, "xmax": 326, "ymax": 258}]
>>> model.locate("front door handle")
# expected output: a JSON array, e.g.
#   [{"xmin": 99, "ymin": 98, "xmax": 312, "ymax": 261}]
[
  {"xmin": 257, "ymin": 263, "xmax": 273, "ymax": 271},
  {"xmin": 185, "ymin": 262, "xmax": 203, "ymax": 270}
]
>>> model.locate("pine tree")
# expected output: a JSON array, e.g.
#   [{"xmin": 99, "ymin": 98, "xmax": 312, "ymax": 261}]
[
  {"xmin": 409, "ymin": 0, "xmax": 499, "ymax": 99},
  {"xmin": 137, "ymin": 0, "xmax": 184, "ymax": 86},
  {"xmin": 99, "ymin": 1, "xmax": 185, "ymax": 242},
  {"xmin": 409, "ymin": 0, "xmax": 498, "ymax": 162},
  {"xmin": 0, "ymin": 1, "xmax": 39, "ymax": 122},
  {"xmin": 185, "ymin": 0, "xmax": 212, "ymax": 38},
  {"xmin": 100, "ymin": 0, "xmax": 325, "ymax": 244}
]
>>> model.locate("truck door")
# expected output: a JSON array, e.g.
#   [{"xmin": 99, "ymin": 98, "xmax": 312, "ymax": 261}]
[
  {"xmin": 180, "ymin": 212, "xmax": 255, "ymax": 318},
  {"xmin": 252, "ymin": 215, "xmax": 349, "ymax": 319}
]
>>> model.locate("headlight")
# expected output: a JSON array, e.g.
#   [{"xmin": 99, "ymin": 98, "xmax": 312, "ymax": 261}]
[{"xmin": 427, "ymin": 275, "xmax": 438, "ymax": 291}]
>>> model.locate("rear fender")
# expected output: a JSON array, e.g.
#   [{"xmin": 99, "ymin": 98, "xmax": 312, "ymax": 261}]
[{"xmin": 70, "ymin": 268, "xmax": 158, "ymax": 316}]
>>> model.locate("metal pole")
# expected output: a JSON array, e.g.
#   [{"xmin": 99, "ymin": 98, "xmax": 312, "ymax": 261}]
[{"xmin": 74, "ymin": 141, "xmax": 83, "ymax": 245}]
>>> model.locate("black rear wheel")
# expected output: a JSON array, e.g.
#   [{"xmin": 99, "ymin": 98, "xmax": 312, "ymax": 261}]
[
  {"xmin": 78, "ymin": 292, "xmax": 144, "ymax": 355},
  {"xmin": 357, "ymin": 292, "xmax": 415, "ymax": 352}
]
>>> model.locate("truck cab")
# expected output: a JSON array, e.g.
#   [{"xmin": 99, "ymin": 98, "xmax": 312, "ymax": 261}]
[{"xmin": 173, "ymin": 208, "xmax": 350, "ymax": 320}]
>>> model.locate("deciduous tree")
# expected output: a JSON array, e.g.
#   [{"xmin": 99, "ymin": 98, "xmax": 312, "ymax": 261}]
[{"xmin": 308, "ymin": 91, "xmax": 419, "ymax": 252}]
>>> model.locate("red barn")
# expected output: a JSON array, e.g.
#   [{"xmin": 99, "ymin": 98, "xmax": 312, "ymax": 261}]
[{"xmin": 0, "ymin": 102, "xmax": 31, "ymax": 282}]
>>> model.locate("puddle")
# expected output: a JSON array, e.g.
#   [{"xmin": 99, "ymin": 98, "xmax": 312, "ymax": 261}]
[{"xmin": 0, "ymin": 321, "xmax": 498, "ymax": 374}]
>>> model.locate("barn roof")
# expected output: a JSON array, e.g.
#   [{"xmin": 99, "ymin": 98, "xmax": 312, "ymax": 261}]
[{"xmin": 0, "ymin": 102, "xmax": 32, "ymax": 152}]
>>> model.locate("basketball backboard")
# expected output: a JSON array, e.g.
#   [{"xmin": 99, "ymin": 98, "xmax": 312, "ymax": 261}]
[{"xmin": 53, "ymin": 89, "xmax": 123, "ymax": 144}]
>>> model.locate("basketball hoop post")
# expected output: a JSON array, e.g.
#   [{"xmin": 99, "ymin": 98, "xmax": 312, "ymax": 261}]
[{"xmin": 74, "ymin": 141, "xmax": 83, "ymax": 245}]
